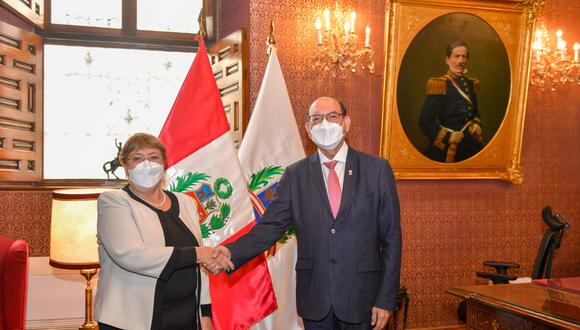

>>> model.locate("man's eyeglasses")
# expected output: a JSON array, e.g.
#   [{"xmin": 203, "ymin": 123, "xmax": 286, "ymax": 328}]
[{"xmin": 307, "ymin": 112, "xmax": 344, "ymax": 124}]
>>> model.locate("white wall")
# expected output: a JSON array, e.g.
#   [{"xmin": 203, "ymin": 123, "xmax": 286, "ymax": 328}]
[{"xmin": 27, "ymin": 257, "xmax": 99, "ymax": 330}]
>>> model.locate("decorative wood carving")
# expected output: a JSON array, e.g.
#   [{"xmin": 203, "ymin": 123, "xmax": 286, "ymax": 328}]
[
  {"xmin": 0, "ymin": 20, "xmax": 42, "ymax": 181},
  {"xmin": 0, "ymin": 0, "xmax": 44, "ymax": 29},
  {"xmin": 208, "ymin": 29, "xmax": 249, "ymax": 148}
]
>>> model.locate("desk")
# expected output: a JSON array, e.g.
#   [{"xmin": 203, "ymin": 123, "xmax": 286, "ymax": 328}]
[{"xmin": 448, "ymin": 279, "xmax": 580, "ymax": 330}]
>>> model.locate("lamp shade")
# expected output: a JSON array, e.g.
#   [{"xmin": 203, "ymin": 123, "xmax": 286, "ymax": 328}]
[{"xmin": 49, "ymin": 189, "xmax": 110, "ymax": 270}]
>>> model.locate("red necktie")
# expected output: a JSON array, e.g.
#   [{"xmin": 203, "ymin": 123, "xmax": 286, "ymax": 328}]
[{"xmin": 324, "ymin": 160, "xmax": 342, "ymax": 218}]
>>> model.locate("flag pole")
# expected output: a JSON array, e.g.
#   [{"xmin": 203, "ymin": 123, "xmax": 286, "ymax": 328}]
[
  {"xmin": 197, "ymin": 7, "xmax": 207, "ymax": 41},
  {"xmin": 266, "ymin": 20, "xmax": 276, "ymax": 55}
]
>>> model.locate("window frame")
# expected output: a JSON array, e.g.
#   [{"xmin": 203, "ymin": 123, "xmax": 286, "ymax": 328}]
[{"xmin": 42, "ymin": 0, "xmax": 217, "ymax": 51}]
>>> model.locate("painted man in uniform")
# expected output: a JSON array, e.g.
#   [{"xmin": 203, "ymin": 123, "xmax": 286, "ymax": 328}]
[{"xmin": 419, "ymin": 39, "xmax": 484, "ymax": 163}]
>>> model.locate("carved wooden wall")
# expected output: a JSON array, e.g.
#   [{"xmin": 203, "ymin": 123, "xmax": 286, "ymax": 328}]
[
  {"xmin": 0, "ymin": 0, "xmax": 44, "ymax": 29},
  {"xmin": 209, "ymin": 29, "xmax": 249, "ymax": 148},
  {"xmin": 0, "ymin": 20, "xmax": 42, "ymax": 181}
]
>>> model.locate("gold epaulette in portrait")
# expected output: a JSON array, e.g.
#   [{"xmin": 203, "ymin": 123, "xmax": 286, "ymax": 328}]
[
  {"xmin": 470, "ymin": 78, "xmax": 480, "ymax": 94},
  {"xmin": 426, "ymin": 77, "xmax": 447, "ymax": 95}
]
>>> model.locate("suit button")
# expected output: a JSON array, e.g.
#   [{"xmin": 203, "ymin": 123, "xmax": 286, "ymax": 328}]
[
  {"xmin": 331, "ymin": 228, "xmax": 336, "ymax": 234},
  {"xmin": 330, "ymin": 259, "xmax": 336, "ymax": 264}
]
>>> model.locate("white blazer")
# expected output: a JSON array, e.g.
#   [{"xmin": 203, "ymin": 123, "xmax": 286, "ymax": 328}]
[{"xmin": 94, "ymin": 189, "xmax": 210, "ymax": 330}]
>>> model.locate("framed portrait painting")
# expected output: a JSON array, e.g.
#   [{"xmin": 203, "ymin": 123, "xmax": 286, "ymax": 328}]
[{"xmin": 379, "ymin": 0, "xmax": 544, "ymax": 184}]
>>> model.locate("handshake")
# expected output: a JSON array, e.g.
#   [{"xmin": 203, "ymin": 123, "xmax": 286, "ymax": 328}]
[{"xmin": 196, "ymin": 246, "xmax": 233, "ymax": 275}]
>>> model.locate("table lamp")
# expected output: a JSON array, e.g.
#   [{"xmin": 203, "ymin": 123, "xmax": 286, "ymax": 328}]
[{"xmin": 49, "ymin": 189, "xmax": 110, "ymax": 330}]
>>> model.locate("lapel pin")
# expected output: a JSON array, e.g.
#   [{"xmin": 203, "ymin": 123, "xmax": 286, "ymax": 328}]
[{"xmin": 348, "ymin": 169, "xmax": 353, "ymax": 176}]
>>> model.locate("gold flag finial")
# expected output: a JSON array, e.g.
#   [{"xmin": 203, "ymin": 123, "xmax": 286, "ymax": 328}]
[
  {"xmin": 197, "ymin": 7, "xmax": 207, "ymax": 40},
  {"xmin": 266, "ymin": 20, "xmax": 276, "ymax": 55}
]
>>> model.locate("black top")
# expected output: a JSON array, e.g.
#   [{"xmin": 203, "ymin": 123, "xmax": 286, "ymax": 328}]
[{"xmin": 123, "ymin": 186, "xmax": 211, "ymax": 330}]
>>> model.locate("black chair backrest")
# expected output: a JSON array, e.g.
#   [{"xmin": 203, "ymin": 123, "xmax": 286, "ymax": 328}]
[{"xmin": 531, "ymin": 206, "xmax": 570, "ymax": 279}]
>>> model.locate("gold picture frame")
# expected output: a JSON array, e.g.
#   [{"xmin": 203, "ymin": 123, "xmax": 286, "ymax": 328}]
[{"xmin": 379, "ymin": 0, "xmax": 544, "ymax": 184}]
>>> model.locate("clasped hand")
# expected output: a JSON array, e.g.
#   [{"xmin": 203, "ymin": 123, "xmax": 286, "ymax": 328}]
[{"xmin": 196, "ymin": 246, "xmax": 233, "ymax": 275}]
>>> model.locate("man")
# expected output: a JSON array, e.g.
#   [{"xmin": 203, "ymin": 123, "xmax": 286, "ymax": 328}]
[
  {"xmin": 419, "ymin": 39, "xmax": 484, "ymax": 163},
  {"xmin": 214, "ymin": 97, "xmax": 401, "ymax": 330}
]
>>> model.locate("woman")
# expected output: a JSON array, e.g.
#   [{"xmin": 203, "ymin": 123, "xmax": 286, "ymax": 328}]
[{"xmin": 94, "ymin": 133, "xmax": 231, "ymax": 330}]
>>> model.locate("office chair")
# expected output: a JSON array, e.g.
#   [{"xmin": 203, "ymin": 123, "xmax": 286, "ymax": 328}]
[
  {"xmin": 476, "ymin": 206, "xmax": 570, "ymax": 284},
  {"xmin": 457, "ymin": 206, "xmax": 570, "ymax": 322}
]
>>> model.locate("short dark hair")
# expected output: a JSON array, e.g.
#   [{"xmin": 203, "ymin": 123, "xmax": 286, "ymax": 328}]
[
  {"xmin": 446, "ymin": 39, "xmax": 469, "ymax": 58},
  {"xmin": 338, "ymin": 101, "xmax": 348, "ymax": 116},
  {"xmin": 119, "ymin": 133, "xmax": 167, "ymax": 166}
]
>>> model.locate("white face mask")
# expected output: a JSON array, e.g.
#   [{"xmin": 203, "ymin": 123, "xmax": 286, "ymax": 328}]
[
  {"xmin": 128, "ymin": 160, "xmax": 165, "ymax": 189},
  {"xmin": 310, "ymin": 120, "xmax": 344, "ymax": 150}
]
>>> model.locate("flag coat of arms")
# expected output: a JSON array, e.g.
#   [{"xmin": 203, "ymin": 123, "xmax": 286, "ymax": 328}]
[
  {"xmin": 239, "ymin": 47, "xmax": 306, "ymax": 330},
  {"xmin": 159, "ymin": 37, "xmax": 277, "ymax": 330}
]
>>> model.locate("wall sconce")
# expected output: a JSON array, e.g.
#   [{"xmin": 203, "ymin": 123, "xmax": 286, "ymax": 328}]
[
  {"xmin": 530, "ymin": 23, "xmax": 579, "ymax": 91},
  {"xmin": 313, "ymin": 2, "xmax": 375, "ymax": 77},
  {"xmin": 49, "ymin": 189, "xmax": 110, "ymax": 330}
]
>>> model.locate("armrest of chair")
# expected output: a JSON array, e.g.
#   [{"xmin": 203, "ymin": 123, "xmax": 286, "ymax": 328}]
[
  {"xmin": 3, "ymin": 239, "xmax": 29, "ymax": 329},
  {"xmin": 482, "ymin": 261, "xmax": 520, "ymax": 275},
  {"xmin": 476, "ymin": 271, "xmax": 517, "ymax": 285}
]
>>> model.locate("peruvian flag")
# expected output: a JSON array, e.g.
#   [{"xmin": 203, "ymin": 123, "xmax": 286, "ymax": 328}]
[
  {"xmin": 159, "ymin": 38, "xmax": 277, "ymax": 330},
  {"xmin": 240, "ymin": 47, "xmax": 305, "ymax": 330}
]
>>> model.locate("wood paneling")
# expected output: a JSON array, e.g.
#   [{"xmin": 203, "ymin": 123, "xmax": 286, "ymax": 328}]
[
  {"xmin": 0, "ymin": 0, "xmax": 43, "ymax": 29},
  {"xmin": 0, "ymin": 5, "xmax": 33, "ymax": 31},
  {"xmin": 0, "ymin": 20, "xmax": 42, "ymax": 181},
  {"xmin": 209, "ymin": 29, "xmax": 249, "ymax": 148},
  {"xmin": 217, "ymin": 0, "xmax": 249, "ymax": 41}
]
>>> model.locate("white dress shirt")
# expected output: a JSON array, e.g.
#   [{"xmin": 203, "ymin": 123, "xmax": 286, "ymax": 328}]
[{"xmin": 318, "ymin": 142, "xmax": 348, "ymax": 192}]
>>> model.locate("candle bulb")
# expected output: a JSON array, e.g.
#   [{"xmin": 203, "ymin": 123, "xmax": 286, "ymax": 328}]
[
  {"xmin": 574, "ymin": 42, "xmax": 580, "ymax": 62},
  {"xmin": 315, "ymin": 19, "xmax": 322, "ymax": 45},
  {"xmin": 532, "ymin": 41, "xmax": 541, "ymax": 62},
  {"xmin": 534, "ymin": 29, "xmax": 543, "ymax": 49},
  {"xmin": 560, "ymin": 41, "xmax": 566, "ymax": 60},
  {"xmin": 365, "ymin": 25, "xmax": 371, "ymax": 48},
  {"xmin": 350, "ymin": 11, "xmax": 356, "ymax": 32},
  {"xmin": 324, "ymin": 8, "xmax": 331, "ymax": 31},
  {"xmin": 344, "ymin": 21, "xmax": 350, "ymax": 43}
]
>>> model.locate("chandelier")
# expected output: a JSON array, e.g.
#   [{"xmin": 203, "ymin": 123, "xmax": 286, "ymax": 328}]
[
  {"xmin": 313, "ymin": 3, "xmax": 375, "ymax": 77},
  {"xmin": 530, "ymin": 23, "xmax": 579, "ymax": 91}
]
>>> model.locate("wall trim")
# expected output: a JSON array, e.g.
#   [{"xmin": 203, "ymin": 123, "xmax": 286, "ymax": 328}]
[{"xmin": 26, "ymin": 318, "xmax": 84, "ymax": 330}]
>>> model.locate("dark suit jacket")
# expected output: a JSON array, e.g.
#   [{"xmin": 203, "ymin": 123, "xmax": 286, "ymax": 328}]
[{"xmin": 226, "ymin": 147, "xmax": 402, "ymax": 323}]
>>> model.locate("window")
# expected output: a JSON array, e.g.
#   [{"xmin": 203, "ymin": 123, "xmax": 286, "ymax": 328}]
[
  {"xmin": 43, "ymin": 45, "xmax": 194, "ymax": 179},
  {"xmin": 0, "ymin": 0, "xmax": 222, "ymax": 183},
  {"xmin": 39, "ymin": 0, "xmax": 209, "ymax": 181},
  {"xmin": 137, "ymin": 0, "xmax": 202, "ymax": 33},
  {"xmin": 51, "ymin": 0, "xmax": 122, "ymax": 28}
]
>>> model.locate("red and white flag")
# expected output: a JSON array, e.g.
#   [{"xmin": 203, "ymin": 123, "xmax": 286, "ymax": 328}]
[
  {"xmin": 239, "ymin": 47, "xmax": 305, "ymax": 330},
  {"xmin": 159, "ymin": 38, "xmax": 277, "ymax": 330}
]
